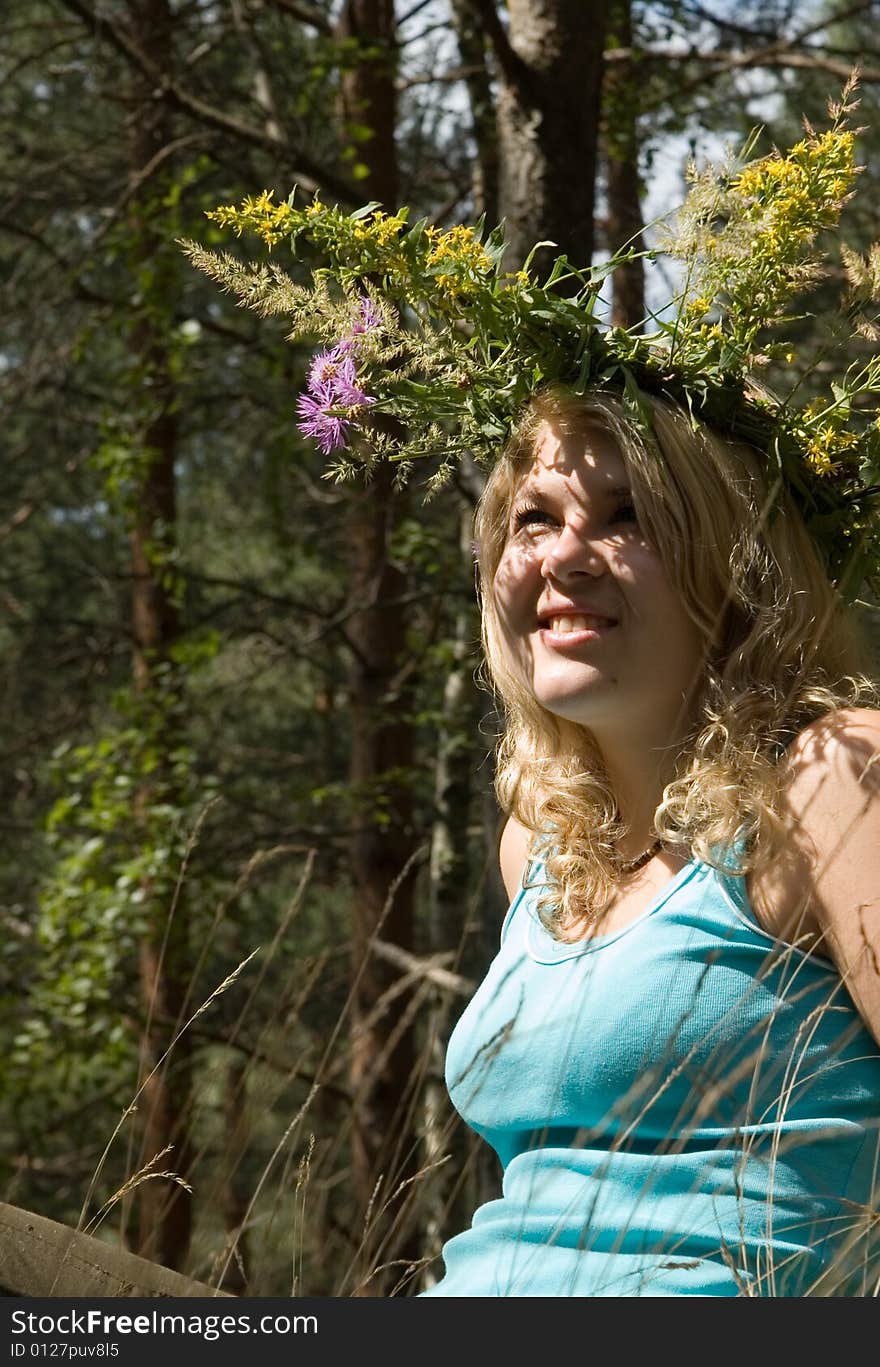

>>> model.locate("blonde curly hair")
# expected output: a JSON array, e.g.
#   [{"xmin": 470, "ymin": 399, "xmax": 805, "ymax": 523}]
[{"xmin": 475, "ymin": 386, "xmax": 878, "ymax": 937}]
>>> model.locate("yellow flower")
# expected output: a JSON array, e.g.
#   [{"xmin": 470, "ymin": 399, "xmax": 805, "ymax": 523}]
[
  {"xmin": 806, "ymin": 446, "xmax": 839, "ymax": 477},
  {"xmin": 426, "ymin": 223, "xmax": 491, "ymax": 274},
  {"xmin": 805, "ymin": 422, "xmax": 858, "ymax": 477},
  {"xmin": 206, "ymin": 189, "xmax": 294, "ymax": 247},
  {"xmin": 733, "ymin": 165, "xmax": 765, "ymax": 196}
]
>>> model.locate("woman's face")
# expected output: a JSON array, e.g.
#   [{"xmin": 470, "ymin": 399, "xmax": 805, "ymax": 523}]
[{"xmin": 491, "ymin": 419, "xmax": 706, "ymax": 742}]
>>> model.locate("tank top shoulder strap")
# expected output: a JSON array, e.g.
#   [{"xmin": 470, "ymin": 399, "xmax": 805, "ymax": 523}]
[
  {"xmin": 710, "ymin": 857, "xmax": 752, "ymax": 922},
  {"xmin": 499, "ymin": 854, "xmax": 548, "ymax": 947}
]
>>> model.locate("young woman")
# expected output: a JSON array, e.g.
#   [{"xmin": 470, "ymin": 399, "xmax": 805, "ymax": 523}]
[
  {"xmin": 423, "ymin": 387, "xmax": 880, "ymax": 1297},
  {"xmin": 191, "ymin": 105, "xmax": 877, "ymax": 1295}
]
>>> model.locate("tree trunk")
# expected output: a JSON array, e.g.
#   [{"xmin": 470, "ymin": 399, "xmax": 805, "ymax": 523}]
[
  {"xmin": 125, "ymin": 0, "xmax": 191, "ymax": 1272},
  {"xmin": 605, "ymin": 0, "xmax": 645, "ymax": 328},
  {"xmin": 421, "ymin": 505, "xmax": 477, "ymax": 1283},
  {"xmin": 338, "ymin": 0, "xmax": 398, "ymax": 207},
  {"xmin": 451, "ymin": 0, "xmax": 499, "ymax": 225},
  {"xmin": 337, "ymin": 1, "xmax": 421, "ymax": 1295},
  {"xmin": 218, "ymin": 1056, "xmax": 250, "ymax": 1294},
  {"xmin": 346, "ymin": 465, "xmax": 420, "ymax": 1294},
  {"xmin": 493, "ymin": 0, "xmax": 609, "ymax": 271}
]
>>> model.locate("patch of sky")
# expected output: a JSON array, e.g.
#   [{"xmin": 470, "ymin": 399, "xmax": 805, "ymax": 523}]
[
  {"xmin": 597, "ymin": 64, "xmax": 796, "ymax": 326},
  {"xmin": 47, "ymin": 501, "xmax": 110, "ymax": 526}
]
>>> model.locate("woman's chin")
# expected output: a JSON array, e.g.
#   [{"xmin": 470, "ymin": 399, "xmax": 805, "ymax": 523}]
[{"xmin": 532, "ymin": 682, "xmax": 616, "ymax": 728}]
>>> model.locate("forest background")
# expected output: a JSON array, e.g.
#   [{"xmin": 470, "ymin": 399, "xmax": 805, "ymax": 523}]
[{"xmin": 2, "ymin": 0, "xmax": 879, "ymax": 1297}]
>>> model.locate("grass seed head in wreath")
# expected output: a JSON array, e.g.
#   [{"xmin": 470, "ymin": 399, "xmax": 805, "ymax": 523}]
[{"xmin": 181, "ymin": 77, "xmax": 880, "ymax": 599}]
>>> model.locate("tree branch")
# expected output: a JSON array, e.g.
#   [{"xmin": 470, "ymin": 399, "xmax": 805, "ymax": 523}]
[
  {"xmin": 0, "ymin": 452, "xmax": 90, "ymax": 541},
  {"xmin": 0, "ymin": 219, "xmax": 115, "ymax": 308},
  {"xmin": 185, "ymin": 1022, "xmax": 351, "ymax": 1103},
  {"xmin": 464, "ymin": 0, "xmax": 528, "ymax": 89},
  {"xmin": 257, "ymin": 0, "xmax": 333, "ymax": 35},
  {"xmin": 54, "ymin": 0, "xmax": 356, "ymax": 203},
  {"xmin": 398, "ymin": 61, "xmax": 485, "ymax": 90},
  {"xmin": 679, "ymin": 0, "xmax": 874, "ymax": 51},
  {"xmin": 396, "ymin": 0, "xmax": 437, "ymax": 27},
  {"xmin": 371, "ymin": 937, "xmax": 475, "ymax": 997},
  {"xmin": 607, "ymin": 0, "xmax": 878, "ymax": 100},
  {"xmin": 180, "ymin": 570, "xmax": 345, "ymax": 619},
  {"xmin": 605, "ymin": 45, "xmax": 880, "ymax": 110},
  {"xmin": 682, "ymin": 1, "xmax": 778, "ymax": 44}
]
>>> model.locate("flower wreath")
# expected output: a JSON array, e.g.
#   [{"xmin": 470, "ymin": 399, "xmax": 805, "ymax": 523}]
[{"xmin": 183, "ymin": 81, "xmax": 880, "ymax": 601}]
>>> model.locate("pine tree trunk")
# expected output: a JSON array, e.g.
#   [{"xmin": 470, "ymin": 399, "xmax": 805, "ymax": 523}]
[
  {"xmin": 605, "ymin": 0, "xmax": 645, "ymax": 328},
  {"xmin": 346, "ymin": 466, "xmax": 419, "ymax": 1293},
  {"xmin": 495, "ymin": 0, "xmax": 609, "ymax": 270},
  {"xmin": 126, "ymin": 0, "xmax": 191, "ymax": 1272},
  {"xmin": 337, "ymin": 0, "xmax": 421, "ymax": 1295},
  {"xmin": 421, "ymin": 505, "xmax": 477, "ymax": 1284},
  {"xmin": 451, "ymin": 0, "xmax": 499, "ymax": 225}
]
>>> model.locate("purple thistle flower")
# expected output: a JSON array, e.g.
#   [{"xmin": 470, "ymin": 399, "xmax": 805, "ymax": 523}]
[
  {"xmin": 307, "ymin": 342, "xmax": 353, "ymax": 392},
  {"xmin": 296, "ymin": 337, "xmax": 377, "ymax": 455},
  {"xmin": 296, "ymin": 392, "xmax": 349, "ymax": 455},
  {"xmin": 335, "ymin": 362, "xmax": 376, "ymax": 410}
]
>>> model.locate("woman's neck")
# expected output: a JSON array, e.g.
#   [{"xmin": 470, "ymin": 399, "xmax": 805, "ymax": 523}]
[{"xmin": 592, "ymin": 720, "xmax": 689, "ymax": 856}]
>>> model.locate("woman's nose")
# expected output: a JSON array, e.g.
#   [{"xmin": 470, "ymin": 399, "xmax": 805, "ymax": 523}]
[{"xmin": 540, "ymin": 523, "xmax": 607, "ymax": 580}]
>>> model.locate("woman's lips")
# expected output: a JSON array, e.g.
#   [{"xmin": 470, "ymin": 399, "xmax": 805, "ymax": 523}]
[{"xmin": 539, "ymin": 612, "xmax": 618, "ymax": 646}]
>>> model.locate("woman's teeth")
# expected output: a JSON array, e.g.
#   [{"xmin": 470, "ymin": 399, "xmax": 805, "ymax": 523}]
[{"xmin": 548, "ymin": 615, "xmax": 611, "ymax": 633}]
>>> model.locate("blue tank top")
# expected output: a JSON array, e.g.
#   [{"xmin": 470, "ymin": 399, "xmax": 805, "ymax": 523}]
[{"xmin": 423, "ymin": 856, "xmax": 880, "ymax": 1296}]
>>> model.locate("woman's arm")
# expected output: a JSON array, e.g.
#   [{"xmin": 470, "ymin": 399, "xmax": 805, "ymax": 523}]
[
  {"xmin": 755, "ymin": 707, "xmax": 880, "ymax": 1045},
  {"xmin": 499, "ymin": 816, "xmax": 532, "ymax": 902}
]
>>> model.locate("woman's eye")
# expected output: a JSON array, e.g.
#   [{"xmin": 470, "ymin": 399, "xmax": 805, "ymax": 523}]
[
  {"xmin": 512, "ymin": 505, "xmax": 554, "ymax": 531},
  {"xmin": 509, "ymin": 501, "xmax": 638, "ymax": 536}
]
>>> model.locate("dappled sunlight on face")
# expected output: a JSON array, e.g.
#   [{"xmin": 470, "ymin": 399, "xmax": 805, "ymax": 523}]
[{"xmin": 490, "ymin": 421, "xmax": 706, "ymax": 741}]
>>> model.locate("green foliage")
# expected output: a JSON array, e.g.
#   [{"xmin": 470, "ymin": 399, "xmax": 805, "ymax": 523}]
[
  {"xmin": 9, "ymin": 665, "xmax": 222, "ymax": 1102},
  {"xmin": 187, "ymin": 88, "xmax": 880, "ymax": 595}
]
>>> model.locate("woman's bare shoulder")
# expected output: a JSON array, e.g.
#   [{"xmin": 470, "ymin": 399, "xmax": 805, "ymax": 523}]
[
  {"xmin": 498, "ymin": 816, "xmax": 533, "ymax": 903},
  {"xmin": 755, "ymin": 705, "xmax": 880, "ymax": 1043},
  {"xmin": 761, "ymin": 706, "xmax": 880, "ymax": 878},
  {"xmin": 782, "ymin": 705, "xmax": 880, "ymax": 773}
]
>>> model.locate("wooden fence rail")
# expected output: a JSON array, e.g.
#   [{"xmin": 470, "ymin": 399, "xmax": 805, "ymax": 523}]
[{"xmin": 0, "ymin": 1203, "xmax": 231, "ymax": 1298}]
